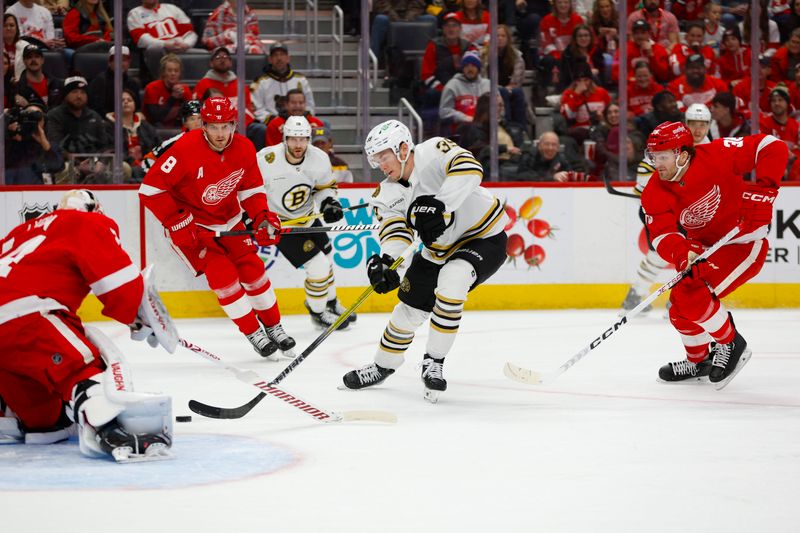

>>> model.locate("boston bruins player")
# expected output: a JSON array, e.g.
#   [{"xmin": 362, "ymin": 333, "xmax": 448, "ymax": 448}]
[
  {"xmin": 255, "ymin": 116, "xmax": 353, "ymax": 329},
  {"xmin": 341, "ymin": 120, "xmax": 508, "ymax": 402}
]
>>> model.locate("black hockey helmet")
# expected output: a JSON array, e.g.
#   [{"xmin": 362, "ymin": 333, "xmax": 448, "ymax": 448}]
[{"xmin": 181, "ymin": 100, "xmax": 202, "ymax": 121}]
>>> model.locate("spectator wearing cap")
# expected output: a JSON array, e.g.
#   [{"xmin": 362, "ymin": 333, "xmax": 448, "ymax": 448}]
[
  {"xmin": 63, "ymin": 0, "xmax": 113, "ymax": 52},
  {"xmin": 4, "ymin": 100, "xmax": 64, "ymax": 185},
  {"xmin": 439, "ymin": 50, "xmax": 490, "ymax": 131},
  {"xmin": 420, "ymin": 13, "xmax": 476, "ymax": 108},
  {"xmin": 265, "ymin": 88, "xmax": 323, "ymax": 147},
  {"xmin": 312, "ymin": 124, "xmax": 354, "ymax": 184},
  {"xmin": 46, "ymin": 76, "xmax": 112, "ymax": 180},
  {"xmin": 538, "ymin": 0, "xmax": 585, "ymax": 88},
  {"xmin": 627, "ymin": 61, "xmax": 662, "ymax": 116},
  {"xmin": 560, "ymin": 61, "xmax": 611, "ymax": 133},
  {"xmin": 769, "ymin": 28, "xmax": 800, "ymax": 84},
  {"xmin": 626, "ymin": 0, "xmax": 679, "ymax": 49},
  {"xmin": 14, "ymin": 44, "xmax": 63, "ymax": 108},
  {"xmin": 202, "ymin": 0, "xmax": 265, "ymax": 55},
  {"xmin": 709, "ymin": 91, "xmax": 750, "ymax": 139},
  {"xmin": 143, "ymin": 53, "xmax": 192, "ymax": 128},
  {"xmin": 612, "ymin": 19, "xmax": 670, "ymax": 83},
  {"xmin": 667, "ymin": 53, "xmax": 728, "ymax": 110},
  {"xmin": 127, "ymin": 1, "xmax": 200, "ymax": 81},
  {"xmin": 5, "ymin": 0, "xmax": 65, "ymax": 50},
  {"xmin": 732, "ymin": 54, "xmax": 776, "ymax": 113},
  {"xmin": 369, "ymin": 0, "xmax": 435, "ymax": 57},
  {"xmin": 759, "ymin": 85, "xmax": 799, "ymax": 164},
  {"xmin": 718, "ymin": 26, "xmax": 750, "ymax": 85},
  {"xmin": 87, "ymin": 45, "xmax": 142, "ymax": 116},
  {"xmin": 251, "ymin": 41, "xmax": 316, "ymax": 123},
  {"xmin": 668, "ymin": 20, "xmax": 717, "ymax": 79},
  {"xmin": 103, "ymin": 88, "xmax": 161, "ymax": 183}
]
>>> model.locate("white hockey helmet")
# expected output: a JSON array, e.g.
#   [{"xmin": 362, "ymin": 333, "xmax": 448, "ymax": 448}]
[
  {"xmin": 57, "ymin": 189, "xmax": 101, "ymax": 213},
  {"xmin": 283, "ymin": 115, "xmax": 312, "ymax": 141},
  {"xmin": 364, "ymin": 120, "xmax": 414, "ymax": 169},
  {"xmin": 684, "ymin": 103, "xmax": 711, "ymax": 123}
]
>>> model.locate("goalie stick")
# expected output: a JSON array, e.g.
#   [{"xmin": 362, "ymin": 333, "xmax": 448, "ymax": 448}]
[
  {"xmin": 181, "ymin": 339, "xmax": 396, "ymax": 423},
  {"xmin": 215, "ymin": 223, "xmax": 379, "ymax": 238},
  {"xmin": 504, "ymin": 225, "xmax": 742, "ymax": 385},
  {"xmin": 190, "ymin": 239, "xmax": 421, "ymax": 419}
]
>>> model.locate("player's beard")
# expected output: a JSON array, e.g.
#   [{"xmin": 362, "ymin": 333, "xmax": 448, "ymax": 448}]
[{"xmin": 203, "ymin": 127, "xmax": 234, "ymax": 152}]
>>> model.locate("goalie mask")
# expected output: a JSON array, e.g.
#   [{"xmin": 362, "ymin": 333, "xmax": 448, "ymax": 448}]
[{"xmin": 58, "ymin": 189, "xmax": 101, "ymax": 213}]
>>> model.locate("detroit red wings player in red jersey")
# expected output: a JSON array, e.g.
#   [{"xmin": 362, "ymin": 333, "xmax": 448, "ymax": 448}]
[
  {"xmin": 641, "ymin": 122, "xmax": 788, "ymax": 389},
  {"xmin": 0, "ymin": 190, "xmax": 173, "ymax": 462},
  {"xmin": 139, "ymin": 96, "xmax": 296, "ymax": 359}
]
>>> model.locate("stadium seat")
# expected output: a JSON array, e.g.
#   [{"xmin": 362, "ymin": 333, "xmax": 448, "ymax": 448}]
[
  {"xmin": 72, "ymin": 52, "xmax": 109, "ymax": 80},
  {"xmin": 388, "ymin": 20, "xmax": 438, "ymax": 56},
  {"xmin": 179, "ymin": 52, "xmax": 213, "ymax": 83},
  {"xmin": 42, "ymin": 50, "xmax": 68, "ymax": 80}
]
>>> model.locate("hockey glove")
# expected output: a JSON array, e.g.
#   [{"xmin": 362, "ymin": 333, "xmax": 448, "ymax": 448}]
[
  {"xmin": 409, "ymin": 195, "xmax": 447, "ymax": 246},
  {"xmin": 129, "ymin": 318, "xmax": 159, "ymax": 348},
  {"xmin": 739, "ymin": 185, "xmax": 778, "ymax": 235},
  {"xmin": 252, "ymin": 210, "xmax": 281, "ymax": 246},
  {"xmin": 674, "ymin": 240, "xmax": 709, "ymax": 279},
  {"xmin": 320, "ymin": 197, "xmax": 344, "ymax": 223},
  {"xmin": 367, "ymin": 254, "xmax": 401, "ymax": 294},
  {"xmin": 165, "ymin": 210, "xmax": 198, "ymax": 249}
]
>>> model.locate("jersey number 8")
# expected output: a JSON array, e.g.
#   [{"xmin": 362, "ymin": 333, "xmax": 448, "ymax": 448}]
[{"xmin": 161, "ymin": 156, "xmax": 178, "ymax": 173}]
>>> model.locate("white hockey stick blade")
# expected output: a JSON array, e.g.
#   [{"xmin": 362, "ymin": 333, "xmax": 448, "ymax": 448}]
[
  {"xmin": 140, "ymin": 264, "xmax": 179, "ymax": 354},
  {"xmin": 337, "ymin": 410, "xmax": 397, "ymax": 424},
  {"xmin": 503, "ymin": 362, "xmax": 547, "ymax": 385}
]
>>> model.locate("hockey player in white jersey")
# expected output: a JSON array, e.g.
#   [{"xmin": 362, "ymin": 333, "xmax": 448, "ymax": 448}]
[
  {"xmin": 619, "ymin": 103, "xmax": 712, "ymax": 313},
  {"xmin": 255, "ymin": 116, "xmax": 353, "ymax": 329},
  {"xmin": 341, "ymin": 120, "xmax": 508, "ymax": 402}
]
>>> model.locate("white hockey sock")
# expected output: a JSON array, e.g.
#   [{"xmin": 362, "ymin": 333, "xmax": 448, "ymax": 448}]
[
  {"xmin": 633, "ymin": 249, "xmax": 670, "ymax": 295},
  {"xmin": 426, "ymin": 259, "xmax": 472, "ymax": 359},
  {"xmin": 303, "ymin": 253, "xmax": 333, "ymax": 313},
  {"xmin": 374, "ymin": 302, "xmax": 429, "ymax": 370}
]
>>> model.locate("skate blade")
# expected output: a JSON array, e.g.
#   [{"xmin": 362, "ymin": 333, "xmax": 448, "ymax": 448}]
[
  {"xmin": 111, "ymin": 445, "xmax": 174, "ymax": 464},
  {"xmin": 423, "ymin": 388, "xmax": 441, "ymax": 404},
  {"xmin": 714, "ymin": 348, "xmax": 752, "ymax": 391},
  {"xmin": 656, "ymin": 376, "xmax": 709, "ymax": 384},
  {"xmin": 279, "ymin": 349, "xmax": 297, "ymax": 360}
]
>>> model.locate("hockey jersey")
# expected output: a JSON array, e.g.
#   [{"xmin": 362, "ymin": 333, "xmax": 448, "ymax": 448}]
[
  {"xmin": 0, "ymin": 210, "xmax": 143, "ymax": 326},
  {"xmin": 139, "ymin": 129, "xmax": 269, "ymax": 231},
  {"xmin": 251, "ymin": 70, "xmax": 316, "ymax": 122},
  {"xmin": 255, "ymin": 143, "xmax": 337, "ymax": 223},
  {"xmin": 641, "ymin": 135, "xmax": 787, "ymax": 261},
  {"xmin": 667, "ymin": 74, "xmax": 729, "ymax": 109},
  {"xmin": 127, "ymin": 3, "xmax": 197, "ymax": 49},
  {"xmin": 371, "ymin": 137, "xmax": 508, "ymax": 264}
]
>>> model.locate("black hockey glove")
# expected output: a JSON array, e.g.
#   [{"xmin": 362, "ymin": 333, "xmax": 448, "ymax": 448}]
[
  {"xmin": 408, "ymin": 195, "xmax": 447, "ymax": 246},
  {"xmin": 320, "ymin": 197, "xmax": 344, "ymax": 223},
  {"xmin": 367, "ymin": 254, "xmax": 401, "ymax": 294}
]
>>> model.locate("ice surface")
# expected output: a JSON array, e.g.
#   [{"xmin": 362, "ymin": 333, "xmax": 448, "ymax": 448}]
[{"xmin": 2, "ymin": 309, "xmax": 799, "ymax": 532}]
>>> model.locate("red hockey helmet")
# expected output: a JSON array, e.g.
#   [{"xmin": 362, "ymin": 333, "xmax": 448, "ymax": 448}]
[
  {"xmin": 200, "ymin": 96, "xmax": 236, "ymax": 123},
  {"xmin": 646, "ymin": 121, "xmax": 694, "ymax": 154}
]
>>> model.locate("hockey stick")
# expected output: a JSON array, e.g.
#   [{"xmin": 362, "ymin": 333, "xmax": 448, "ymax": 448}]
[
  {"xmin": 283, "ymin": 202, "xmax": 370, "ymax": 226},
  {"xmin": 180, "ymin": 339, "xmax": 397, "ymax": 423},
  {"xmin": 215, "ymin": 223, "xmax": 379, "ymax": 238},
  {"xmin": 602, "ymin": 172, "xmax": 641, "ymax": 200},
  {"xmin": 190, "ymin": 239, "xmax": 421, "ymax": 419},
  {"xmin": 504, "ymin": 225, "xmax": 743, "ymax": 385}
]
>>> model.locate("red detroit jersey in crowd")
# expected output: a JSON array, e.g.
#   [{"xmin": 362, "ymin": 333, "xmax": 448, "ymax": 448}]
[
  {"xmin": 0, "ymin": 210, "xmax": 143, "ymax": 324},
  {"xmin": 642, "ymin": 134, "xmax": 786, "ymax": 254},
  {"xmin": 139, "ymin": 129, "xmax": 268, "ymax": 230}
]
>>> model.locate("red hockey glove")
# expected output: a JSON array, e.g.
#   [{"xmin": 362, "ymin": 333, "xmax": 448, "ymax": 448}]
[
  {"xmin": 165, "ymin": 210, "xmax": 198, "ymax": 249},
  {"xmin": 252, "ymin": 210, "xmax": 281, "ymax": 246},
  {"xmin": 673, "ymin": 240, "xmax": 708, "ymax": 278},
  {"xmin": 739, "ymin": 185, "xmax": 778, "ymax": 235}
]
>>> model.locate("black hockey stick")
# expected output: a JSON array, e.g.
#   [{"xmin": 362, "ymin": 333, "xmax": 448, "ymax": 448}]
[
  {"xmin": 602, "ymin": 172, "xmax": 640, "ymax": 200},
  {"xmin": 189, "ymin": 240, "xmax": 420, "ymax": 419},
  {"xmin": 215, "ymin": 223, "xmax": 378, "ymax": 238},
  {"xmin": 504, "ymin": 225, "xmax": 742, "ymax": 385}
]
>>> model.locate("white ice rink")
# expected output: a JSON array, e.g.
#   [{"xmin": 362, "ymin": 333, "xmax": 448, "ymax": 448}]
[{"xmin": 2, "ymin": 309, "xmax": 799, "ymax": 533}]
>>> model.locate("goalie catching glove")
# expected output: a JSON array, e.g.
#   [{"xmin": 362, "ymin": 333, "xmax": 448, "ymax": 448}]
[{"xmin": 408, "ymin": 195, "xmax": 447, "ymax": 245}]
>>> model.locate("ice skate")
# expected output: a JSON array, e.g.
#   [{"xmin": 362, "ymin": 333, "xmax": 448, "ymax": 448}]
[
  {"xmin": 305, "ymin": 301, "xmax": 349, "ymax": 331},
  {"xmin": 265, "ymin": 323, "xmax": 297, "ymax": 359},
  {"xmin": 96, "ymin": 420, "xmax": 173, "ymax": 464},
  {"xmin": 328, "ymin": 298, "xmax": 356, "ymax": 324},
  {"xmin": 709, "ymin": 331, "xmax": 751, "ymax": 390},
  {"xmin": 341, "ymin": 363, "xmax": 395, "ymax": 390},
  {"xmin": 619, "ymin": 287, "xmax": 652, "ymax": 316},
  {"xmin": 421, "ymin": 354, "xmax": 447, "ymax": 403},
  {"xmin": 657, "ymin": 357, "xmax": 712, "ymax": 383},
  {"xmin": 246, "ymin": 328, "xmax": 279, "ymax": 361}
]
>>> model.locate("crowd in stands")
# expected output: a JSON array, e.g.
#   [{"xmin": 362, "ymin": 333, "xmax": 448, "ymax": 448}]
[{"xmin": 3, "ymin": 0, "xmax": 800, "ymax": 185}]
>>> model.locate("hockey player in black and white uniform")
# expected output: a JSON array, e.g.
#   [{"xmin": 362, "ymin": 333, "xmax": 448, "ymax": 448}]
[
  {"xmin": 341, "ymin": 120, "xmax": 508, "ymax": 402},
  {"xmin": 255, "ymin": 116, "xmax": 353, "ymax": 329},
  {"xmin": 619, "ymin": 103, "xmax": 712, "ymax": 313},
  {"xmin": 140, "ymin": 100, "xmax": 203, "ymax": 172}
]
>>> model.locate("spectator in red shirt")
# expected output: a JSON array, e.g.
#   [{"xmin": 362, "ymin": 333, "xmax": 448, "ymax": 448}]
[
  {"xmin": 63, "ymin": 0, "xmax": 112, "ymax": 52},
  {"xmin": 202, "ymin": 0, "xmax": 265, "ymax": 55},
  {"xmin": 627, "ymin": 0, "xmax": 680, "ymax": 49},
  {"xmin": 667, "ymin": 53, "xmax": 729, "ymax": 110},
  {"xmin": 732, "ymin": 55, "xmax": 776, "ymax": 113},
  {"xmin": 718, "ymin": 27, "xmax": 751, "ymax": 85},
  {"xmin": 420, "ymin": 13, "xmax": 475, "ymax": 109},
  {"xmin": 455, "ymin": 0, "xmax": 491, "ymax": 46},
  {"xmin": 560, "ymin": 62, "xmax": 611, "ymax": 135},
  {"xmin": 668, "ymin": 21, "xmax": 717, "ymax": 79},
  {"xmin": 759, "ymin": 86, "xmax": 799, "ymax": 165},
  {"xmin": 671, "ymin": 0, "xmax": 706, "ymax": 25},
  {"xmin": 613, "ymin": 19, "xmax": 670, "ymax": 83},
  {"xmin": 127, "ymin": 1, "xmax": 200, "ymax": 81},
  {"xmin": 539, "ymin": 0, "xmax": 585, "ymax": 88},
  {"xmin": 14, "ymin": 44, "xmax": 63, "ymax": 108},
  {"xmin": 142, "ymin": 53, "xmax": 193, "ymax": 128},
  {"xmin": 628, "ymin": 60, "xmax": 662, "ymax": 116},
  {"xmin": 768, "ymin": 27, "xmax": 800, "ymax": 83},
  {"xmin": 709, "ymin": 91, "xmax": 750, "ymax": 139},
  {"xmin": 265, "ymin": 88, "xmax": 324, "ymax": 147}
]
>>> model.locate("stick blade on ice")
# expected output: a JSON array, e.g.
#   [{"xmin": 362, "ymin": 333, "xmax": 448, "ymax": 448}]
[
  {"xmin": 339, "ymin": 410, "xmax": 398, "ymax": 424},
  {"xmin": 503, "ymin": 362, "xmax": 546, "ymax": 385}
]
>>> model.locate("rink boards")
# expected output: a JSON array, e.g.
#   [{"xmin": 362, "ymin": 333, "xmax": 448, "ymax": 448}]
[{"xmin": 1, "ymin": 182, "xmax": 798, "ymax": 319}]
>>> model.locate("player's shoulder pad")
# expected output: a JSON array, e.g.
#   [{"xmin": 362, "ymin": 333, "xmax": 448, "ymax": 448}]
[
  {"xmin": 306, "ymin": 144, "xmax": 331, "ymax": 166},
  {"xmin": 257, "ymin": 143, "xmax": 282, "ymax": 165},
  {"xmin": 371, "ymin": 179, "xmax": 406, "ymax": 213}
]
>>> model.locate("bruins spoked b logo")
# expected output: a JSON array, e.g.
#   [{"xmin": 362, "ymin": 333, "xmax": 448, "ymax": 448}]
[
  {"xmin": 303, "ymin": 240, "xmax": 315, "ymax": 252},
  {"xmin": 282, "ymin": 184, "xmax": 311, "ymax": 211}
]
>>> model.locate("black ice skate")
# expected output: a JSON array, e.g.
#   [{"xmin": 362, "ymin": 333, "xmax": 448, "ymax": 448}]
[
  {"xmin": 341, "ymin": 363, "xmax": 395, "ymax": 390},
  {"xmin": 619, "ymin": 287, "xmax": 652, "ymax": 315},
  {"xmin": 246, "ymin": 328, "xmax": 279, "ymax": 361},
  {"xmin": 709, "ymin": 331, "xmax": 752, "ymax": 390},
  {"xmin": 304, "ymin": 301, "xmax": 349, "ymax": 330},
  {"xmin": 658, "ymin": 357, "xmax": 712, "ymax": 383},
  {"xmin": 96, "ymin": 419, "xmax": 172, "ymax": 463},
  {"xmin": 421, "ymin": 354, "xmax": 447, "ymax": 403},
  {"xmin": 327, "ymin": 298, "xmax": 356, "ymax": 324},
  {"xmin": 265, "ymin": 323, "xmax": 297, "ymax": 358}
]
